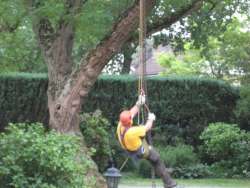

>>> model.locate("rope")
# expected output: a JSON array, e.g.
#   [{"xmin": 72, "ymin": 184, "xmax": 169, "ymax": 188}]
[
  {"xmin": 139, "ymin": 1, "xmax": 156, "ymax": 188},
  {"xmin": 138, "ymin": 0, "xmax": 147, "ymax": 125}
]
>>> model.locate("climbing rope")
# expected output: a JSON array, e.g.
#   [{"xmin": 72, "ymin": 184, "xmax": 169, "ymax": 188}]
[
  {"xmin": 138, "ymin": 0, "xmax": 149, "ymax": 124},
  {"xmin": 138, "ymin": 1, "xmax": 156, "ymax": 188},
  {"xmin": 118, "ymin": 2, "xmax": 156, "ymax": 187}
]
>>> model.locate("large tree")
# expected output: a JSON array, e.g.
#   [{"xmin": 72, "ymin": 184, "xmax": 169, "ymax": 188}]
[{"xmin": 0, "ymin": 0, "xmax": 249, "ymax": 186}]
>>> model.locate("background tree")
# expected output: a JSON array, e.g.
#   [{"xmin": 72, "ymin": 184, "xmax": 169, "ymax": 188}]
[
  {"xmin": 158, "ymin": 18, "xmax": 250, "ymax": 83},
  {"xmin": 158, "ymin": 43, "xmax": 204, "ymax": 76}
]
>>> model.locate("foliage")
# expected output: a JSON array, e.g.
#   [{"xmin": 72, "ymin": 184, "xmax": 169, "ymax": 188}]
[
  {"xmin": 153, "ymin": 0, "xmax": 249, "ymax": 50},
  {"xmin": 137, "ymin": 160, "xmax": 152, "ymax": 178},
  {"xmin": 0, "ymin": 123, "xmax": 94, "ymax": 188},
  {"xmin": 173, "ymin": 164, "xmax": 212, "ymax": 179},
  {"xmin": 0, "ymin": 0, "xmax": 134, "ymax": 73},
  {"xmin": 80, "ymin": 110, "xmax": 111, "ymax": 172},
  {"xmin": 0, "ymin": 26, "xmax": 46, "ymax": 73},
  {"xmin": 158, "ymin": 44, "xmax": 204, "ymax": 76},
  {"xmin": 200, "ymin": 123, "xmax": 250, "ymax": 177},
  {"xmin": 160, "ymin": 19, "xmax": 250, "ymax": 83},
  {"xmin": 235, "ymin": 85, "xmax": 250, "ymax": 130},
  {"xmin": 200, "ymin": 123, "xmax": 245, "ymax": 161},
  {"xmin": 0, "ymin": 1, "xmax": 46, "ymax": 72},
  {"xmin": 157, "ymin": 144, "xmax": 198, "ymax": 168},
  {"xmin": 137, "ymin": 145, "xmax": 211, "ymax": 179},
  {"xmin": 0, "ymin": 1, "xmax": 249, "ymax": 73},
  {"xmin": 157, "ymin": 145, "xmax": 212, "ymax": 179},
  {"xmin": 0, "ymin": 74, "xmax": 239, "ymax": 146},
  {"xmin": 201, "ymin": 19, "xmax": 250, "ymax": 82}
]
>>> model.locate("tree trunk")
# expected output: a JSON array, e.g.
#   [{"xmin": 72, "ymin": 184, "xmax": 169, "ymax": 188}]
[
  {"xmin": 122, "ymin": 55, "xmax": 133, "ymax": 74},
  {"xmin": 34, "ymin": 18, "xmax": 108, "ymax": 187},
  {"xmin": 121, "ymin": 42, "xmax": 136, "ymax": 74}
]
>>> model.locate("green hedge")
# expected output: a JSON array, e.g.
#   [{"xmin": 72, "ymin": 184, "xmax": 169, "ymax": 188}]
[
  {"xmin": 0, "ymin": 73, "xmax": 239, "ymax": 145},
  {"xmin": 0, "ymin": 73, "xmax": 48, "ymax": 131}
]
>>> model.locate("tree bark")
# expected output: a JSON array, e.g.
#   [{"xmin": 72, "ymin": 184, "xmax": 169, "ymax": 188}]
[
  {"xmin": 35, "ymin": 17, "xmax": 107, "ymax": 187},
  {"xmin": 122, "ymin": 54, "xmax": 133, "ymax": 74},
  {"xmin": 121, "ymin": 42, "xmax": 136, "ymax": 74}
]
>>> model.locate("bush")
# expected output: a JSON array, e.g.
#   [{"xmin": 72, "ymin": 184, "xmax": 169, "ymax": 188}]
[
  {"xmin": 137, "ymin": 160, "xmax": 153, "ymax": 178},
  {"xmin": 155, "ymin": 144, "xmax": 212, "ymax": 179},
  {"xmin": 200, "ymin": 123, "xmax": 250, "ymax": 177},
  {"xmin": 136, "ymin": 145, "xmax": 210, "ymax": 179},
  {"xmin": 235, "ymin": 85, "xmax": 250, "ymax": 130},
  {"xmin": 79, "ymin": 111, "xmax": 135, "ymax": 173},
  {"xmin": 200, "ymin": 123, "xmax": 244, "ymax": 161},
  {"xmin": 80, "ymin": 110, "xmax": 111, "ymax": 172},
  {"xmin": 173, "ymin": 164, "xmax": 212, "ymax": 179},
  {"xmin": 0, "ymin": 123, "xmax": 94, "ymax": 188},
  {"xmin": 157, "ymin": 144, "xmax": 198, "ymax": 168}
]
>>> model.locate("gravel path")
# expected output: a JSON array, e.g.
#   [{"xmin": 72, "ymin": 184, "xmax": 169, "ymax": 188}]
[{"xmin": 119, "ymin": 185, "xmax": 234, "ymax": 188}]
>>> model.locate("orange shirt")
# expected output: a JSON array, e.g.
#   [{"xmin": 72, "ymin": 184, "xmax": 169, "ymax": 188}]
[{"xmin": 117, "ymin": 122, "xmax": 146, "ymax": 151}]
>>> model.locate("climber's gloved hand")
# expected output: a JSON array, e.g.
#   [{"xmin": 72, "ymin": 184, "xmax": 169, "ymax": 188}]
[
  {"xmin": 148, "ymin": 113, "xmax": 156, "ymax": 121},
  {"xmin": 136, "ymin": 94, "xmax": 146, "ymax": 107}
]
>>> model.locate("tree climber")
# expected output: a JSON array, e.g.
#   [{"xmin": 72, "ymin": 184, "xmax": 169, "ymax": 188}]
[{"xmin": 117, "ymin": 95, "xmax": 180, "ymax": 188}]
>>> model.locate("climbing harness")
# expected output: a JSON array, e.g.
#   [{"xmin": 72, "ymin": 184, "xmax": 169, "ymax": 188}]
[{"xmin": 118, "ymin": 123, "xmax": 147, "ymax": 160}]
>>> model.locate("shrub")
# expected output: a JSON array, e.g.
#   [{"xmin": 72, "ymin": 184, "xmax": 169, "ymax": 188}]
[
  {"xmin": 173, "ymin": 164, "xmax": 212, "ymax": 179},
  {"xmin": 136, "ymin": 145, "xmax": 210, "ymax": 179},
  {"xmin": 80, "ymin": 110, "xmax": 111, "ymax": 172},
  {"xmin": 200, "ymin": 123, "xmax": 250, "ymax": 177},
  {"xmin": 79, "ymin": 111, "xmax": 136, "ymax": 173},
  {"xmin": 200, "ymin": 122, "xmax": 244, "ymax": 161},
  {"xmin": 155, "ymin": 144, "xmax": 212, "ymax": 179},
  {"xmin": 0, "ymin": 123, "xmax": 94, "ymax": 188},
  {"xmin": 157, "ymin": 144, "xmax": 198, "ymax": 168},
  {"xmin": 229, "ymin": 132, "xmax": 250, "ymax": 177},
  {"xmin": 137, "ymin": 160, "xmax": 152, "ymax": 178}
]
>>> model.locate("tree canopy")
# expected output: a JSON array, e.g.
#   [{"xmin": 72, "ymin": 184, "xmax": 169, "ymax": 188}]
[
  {"xmin": 0, "ymin": 0, "xmax": 249, "ymax": 74},
  {"xmin": 158, "ymin": 18, "xmax": 250, "ymax": 83}
]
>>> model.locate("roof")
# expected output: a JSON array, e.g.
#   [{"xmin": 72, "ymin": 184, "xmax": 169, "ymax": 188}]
[{"xmin": 130, "ymin": 45, "xmax": 170, "ymax": 76}]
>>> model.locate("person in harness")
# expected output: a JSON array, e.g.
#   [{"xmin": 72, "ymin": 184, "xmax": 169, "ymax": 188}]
[{"xmin": 117, "ymin": 95, "xmax": 180, "ymax": 188}]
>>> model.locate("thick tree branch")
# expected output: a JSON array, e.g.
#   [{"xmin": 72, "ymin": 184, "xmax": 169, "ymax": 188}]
[
  {"xmin": 148, "ymin": 0, "xmax": 205, "ymax": 35},
  {"xmin": 57, "ymin": 0, "xmax": 157, "ymax": 126},
  {"xmin": 84, "ymin": 0, "xmax": 156, "ymax": 70}
]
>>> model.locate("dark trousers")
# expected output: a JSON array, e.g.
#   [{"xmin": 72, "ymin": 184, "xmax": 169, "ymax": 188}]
[{"xmin": 146, "ymin": 147, "xmax": 177, "ymax": 188}]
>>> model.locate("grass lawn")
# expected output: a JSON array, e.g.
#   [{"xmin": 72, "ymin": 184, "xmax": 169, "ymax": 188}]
[{"xmin": 121, "ymin": 176, "xmax": 250, "ymax": 188}]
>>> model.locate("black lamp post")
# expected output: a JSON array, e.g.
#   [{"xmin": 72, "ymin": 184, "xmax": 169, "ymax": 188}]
[{"xmin": 104, "ymin": 166, "xmax": 122, "ymax": 188}]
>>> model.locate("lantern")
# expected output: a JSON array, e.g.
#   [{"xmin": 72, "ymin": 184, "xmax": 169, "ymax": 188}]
[{"xmin": 104, "ymin": 166, "xmax": 122, "ymax": 188}]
